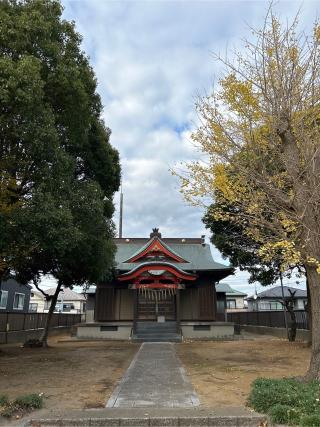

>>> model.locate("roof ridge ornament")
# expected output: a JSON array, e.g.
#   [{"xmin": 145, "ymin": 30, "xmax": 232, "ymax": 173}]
[{"xmin": 150, "ymin": 228, "xmax": 161, "ymax": 238}]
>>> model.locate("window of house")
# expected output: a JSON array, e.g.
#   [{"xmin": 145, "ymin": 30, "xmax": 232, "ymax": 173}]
[
  {"xmin": 259, "ymin": 301, "xmax": 283, "ymax": 310},
  {"xmin": 29, "ymin": 303, "xmax": 38, "ymax": 312},
  {"xmin": 62, "ymin": 303, "xmax": 75, "ymax": 312},
  {"xmin": 0, "ymin": 290, "xmax": 8, "ymax": 309},
  {"xmin": 13, "ymin": 293, "xmax": 25, "ymax": 310},
  {"xmin": 227, "ymin": 299, "xmax": 236, "ymax": 309}
]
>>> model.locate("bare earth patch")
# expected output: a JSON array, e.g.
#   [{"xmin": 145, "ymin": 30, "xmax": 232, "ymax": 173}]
[
  {"xmin": 0, "ymin": 335, "xmax": 139, "ymax": 411},
  {"xmin": 176, "ymin": 335, "xmax": 310, "ymax": 407}
]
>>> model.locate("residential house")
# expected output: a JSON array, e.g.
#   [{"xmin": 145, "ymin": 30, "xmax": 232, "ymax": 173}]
[
  {"xmin": 216, "ymin": 282, "xmax": 248, "ymax": 311},
  {"xmin": 29, "ymin": 287, "xmax": 86, "ymax": 313},
  {"xmin": 0, "ymin": 278, "xmax": 32, "ymax": 313},
  {"xmin": 246, "ymin": 286, "xmax": 307, "ymax": 311},
  {"xmin": 29, "ymin": 290, "xmax": 46, "ymax": 312}
]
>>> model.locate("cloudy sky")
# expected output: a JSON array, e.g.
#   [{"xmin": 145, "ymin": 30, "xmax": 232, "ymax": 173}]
[{"xmin": 42, "ymin": 0, "xmax": 319, "ymax": 295}]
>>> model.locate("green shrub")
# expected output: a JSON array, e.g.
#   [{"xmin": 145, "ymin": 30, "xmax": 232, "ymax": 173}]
[
  {"xmin": 14, "ymin": 394, "xmax": 43, "ymax": 410},
  {"xmin": 0, "ymin": 405, "xmax": 15, "ymax": 418},
  {"xmin": 300, "ymin": 414, "xmax": 320, "ymax": 426},
  {"xmin": 268, "ymin": 404, "xmax": 300, "ymax": 425},
  {"xmin": 248, "ymin": 378, "xmax": 300, "ymax": 413},
  {"xmin": 0, "ymin": 394, "xmax": 44, "ymax": 418},
  {"xmin": 248, "ymin": 377, "xmax": 320, "ymax": 425},
  {"xmin": 0, "ymin": 395, "xmax": 8, "ymax": 407}
]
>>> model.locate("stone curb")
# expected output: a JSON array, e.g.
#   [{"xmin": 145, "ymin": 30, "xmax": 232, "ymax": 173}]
[{"xmin": 26, "ymin": 415, "xmax": 268, "ymax": 426}]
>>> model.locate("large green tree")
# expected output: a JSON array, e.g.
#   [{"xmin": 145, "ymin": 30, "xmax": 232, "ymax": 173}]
[
  {"xmin": 203, "ymin": 202, "xmax": 280, "ymax": 286},
  {"xmin": 0, "ymin": 0, "xmax": 121, "ymax": 345}
]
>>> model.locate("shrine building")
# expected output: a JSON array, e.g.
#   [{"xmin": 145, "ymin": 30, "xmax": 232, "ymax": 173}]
[{"xmin": 77, "ymin": 228, "xmax": 235, "ymax": 341}]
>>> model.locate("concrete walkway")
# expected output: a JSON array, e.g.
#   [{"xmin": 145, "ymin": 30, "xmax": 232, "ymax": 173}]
[{"xmin": 107, "ymin": 342, "xmax": 200, "ymax": 408}]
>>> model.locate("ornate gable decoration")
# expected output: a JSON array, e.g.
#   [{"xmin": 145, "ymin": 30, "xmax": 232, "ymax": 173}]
[{"xmin": 124, "ymin": 237, "xmax": 188, "ymax": 264}]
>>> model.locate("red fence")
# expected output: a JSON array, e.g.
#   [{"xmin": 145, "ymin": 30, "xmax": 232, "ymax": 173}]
[
  {"xmin": 0, "ymin": 312, "xmax": 84, "ymax": 333},
  {"xmin": 226, "ymin": 310, "xmax": 309, "ymax": 330}
]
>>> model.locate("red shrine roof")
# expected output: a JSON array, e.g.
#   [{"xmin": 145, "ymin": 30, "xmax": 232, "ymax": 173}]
[
  {"xmin": 123, "ymin": 237, "xmax": 188, "ymax": 263},
  {"xmin": 114, "ymin": 229, "xmax": 233, "ymax": 282},
  {"xmin": 118, "ymin": 261, "xmax": 197, "ymax": 281}
]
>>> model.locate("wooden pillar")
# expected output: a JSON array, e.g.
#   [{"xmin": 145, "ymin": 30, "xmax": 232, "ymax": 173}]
[
  {"xmin": 212, "ymin": 283, "xmax": 217, "ymax": 322},
  {"xmin": 133, "ymin": 289, "xmax": 138, "ymax": 334},
  {"xmin": 176, "ymin": 288, "xmax": 181, "ymax": 334},
  {"xmin": 94, "ymin": 286, "xmax": 99, "ymax": 322}
]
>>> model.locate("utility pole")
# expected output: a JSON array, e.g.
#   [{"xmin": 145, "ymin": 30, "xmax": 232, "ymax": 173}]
[
  {"xmin": 280, "ymin": 270, "xmax": 289, "ymax": 339},
  {"xmin": 119, "ymin": 182, "xmax": 123, "ymax": 238}
]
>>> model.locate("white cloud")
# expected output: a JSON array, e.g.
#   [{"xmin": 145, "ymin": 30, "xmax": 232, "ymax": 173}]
[{"xmin": 50, "ymin": 0, "xmax": 318, "ymax": 294}]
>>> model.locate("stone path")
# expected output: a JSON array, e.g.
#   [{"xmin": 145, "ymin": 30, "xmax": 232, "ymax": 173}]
[{"xmin": 106, "ymin": 342, "xmax": 200, "ymax": 408}]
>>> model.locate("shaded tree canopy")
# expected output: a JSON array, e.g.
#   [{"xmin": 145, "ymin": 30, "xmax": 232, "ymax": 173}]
[
  {"xmin": 203, "ymin": 202, "xmax": 280, "ymax": 286},
  {"xmin": 0, "ymin": 0, "xmax": 121, "ymax": 345}
]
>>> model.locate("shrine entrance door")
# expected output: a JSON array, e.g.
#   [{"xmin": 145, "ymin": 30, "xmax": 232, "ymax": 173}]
[{"xmin": 137, "ymin": 290, "xmax": 176, "ymax": 321}]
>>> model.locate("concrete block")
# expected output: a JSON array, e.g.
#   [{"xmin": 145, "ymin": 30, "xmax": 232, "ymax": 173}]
[
  {"xmin": 77, "ymin": 324, "xmax": 132, "ymax": 340},
  {"xmin": 120, "ymin": 418, "xmax": 149, "ymax": 426},
  {"xmin": 181, "ymin": 322, "xmax": 234, "ymax": 340},
  {"xmin": 149, "ymin": 417, "xmax": 179, "ymax": 426},
  {"xmin": 27, "ymin": 419, "xmax": 63, "ymax": 426},
  {"xmin": 90, "ymin": 418, "xmax": 120, "ymax": 426},
  {"xmin": 207, "ymin": 415, "xmax": 267, "ymax": 426},
  {"xmin": 59, "ymin": 419, "xmax": 89, "ymax": 426},
  {"xmin": 178, "ymin": 417, "xmax": 208, "ymax": 426}
]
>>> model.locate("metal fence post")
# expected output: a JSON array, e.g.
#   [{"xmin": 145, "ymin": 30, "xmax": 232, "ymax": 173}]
[
  {"xmin": 22, "ymin": 313, "xmax": 26, "ymax": 331},
  {"xmin": 5, "ymin": 312, "xmax": 8, "ymax": 344}
]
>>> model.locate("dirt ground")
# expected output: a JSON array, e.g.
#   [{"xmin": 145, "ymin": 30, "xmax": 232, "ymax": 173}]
[
  {"xmin": 0, "ymin": 335, "xmax": 138, "ymax": 411},
  {"xmin": 0, "ymin": 334, "xmax": 311, "ymax": 412},
  {"xmin": 176, "ymin": 335, "xmax": 311, "ymax": 407}
]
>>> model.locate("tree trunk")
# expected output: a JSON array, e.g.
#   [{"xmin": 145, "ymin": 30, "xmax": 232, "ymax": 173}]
[
  {"xmin": 287, "ymin": 308, "xmax": 297, "ymax": 342},
  {"xmin": 39, "ymin": 282, "xmax": 62, "ymax": 347},
  {"xmin": 306, "ymin": 273, "xmax": 312, "ymax": 346},
  {"xmin": 304, "ymin": 265, "xmax": 320, "ymax": 381}
]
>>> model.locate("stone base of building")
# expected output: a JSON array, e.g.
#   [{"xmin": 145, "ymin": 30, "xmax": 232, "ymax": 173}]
[
  {"xmin": 75, "ymin": 321, "xmax": 235, "ymax": 341},
  {"xmin": 181, "ymin": 321, "xmax": 235, "ymax": 340}
]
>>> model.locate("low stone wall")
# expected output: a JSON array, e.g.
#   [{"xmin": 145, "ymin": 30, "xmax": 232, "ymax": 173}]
[
  {"xmin": 0, "ymin": 326, "xmax": 71, "ymax": 345},
  {"xmin": 241, "ymin": 324, "xmax": 311, "ymax": 341},
  {"xmin": 181, "ymin": 322, "xmax": 235, "ymax": 340},
  {"xmin": 76, "ymin": 321, "xmax": 235, "ymax": 341},
  {"xmin": 76, "ymin": 322, "xmax": 132, "ymax": 340}
]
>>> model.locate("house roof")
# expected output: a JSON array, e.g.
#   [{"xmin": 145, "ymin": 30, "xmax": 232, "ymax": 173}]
[
  {"xmin": 43, "ymin": 287, "xmax": 86, "ymax": 301},
  {"xmin": 246, "ymin": 286, "xmax": 307, "ymax": 300},
  {"xmin": 216, "ymin": 282, "xmax": 247, "ymax": 296},
  {"xmin": 114, "ymin": 238, "xmax": 232, "ymax": 273},
  {"xmin": 1, "ymin": 278, "xmax": 32, "ymax": 289}
]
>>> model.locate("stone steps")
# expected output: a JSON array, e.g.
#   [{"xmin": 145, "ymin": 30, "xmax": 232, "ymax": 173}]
[
  {"xmin": 133, "ymin": 321, "xmax": 181, "ymax": 342},
  {"xmin": 132, "ymin": 335, "xmax": 182, "ymax": 342}
]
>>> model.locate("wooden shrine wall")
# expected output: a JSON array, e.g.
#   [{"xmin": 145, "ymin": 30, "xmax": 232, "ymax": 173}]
[{"xmin": 180, "ymin": 284, "xmax": 217, "ymax": 321}]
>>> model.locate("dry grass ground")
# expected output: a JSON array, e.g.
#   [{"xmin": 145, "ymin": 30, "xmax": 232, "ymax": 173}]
[
  {"xmin": 0, "ymin": 335, "xmax": 138, "ymax": 411},
  {"xmin": 176, "ymin": 335, "xmax": 311, "ymax": 407},
  {"xmin": 0, "ymin": 334, "xmax": 311, "ymax": 413}
]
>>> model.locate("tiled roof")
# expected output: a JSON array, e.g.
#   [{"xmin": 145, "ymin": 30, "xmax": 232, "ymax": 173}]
[
  {"xmin": 115, "ymin": 240, "xmax": 232, "ymax": 272},
  {"xmin": 215, "ymin": 282, "xmax": 247, "ymax": 296},
  {"xmin": 44, "ymin": 287, "xmax": 86, "ymax": 301},
  {"xmin": 246, "ymin": 286, "xmax": 307, "ymax": 300}
]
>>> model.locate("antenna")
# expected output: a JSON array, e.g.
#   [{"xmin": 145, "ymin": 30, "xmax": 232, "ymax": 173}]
[{"xmin": 119, "ymin": 181, "xmax": 123, "ymax": 238}]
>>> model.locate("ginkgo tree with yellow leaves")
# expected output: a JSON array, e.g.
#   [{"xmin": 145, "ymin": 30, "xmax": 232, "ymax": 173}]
[{"xmin": 180, "ymin": 10, "xmax": 320, "ymax": 380}]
